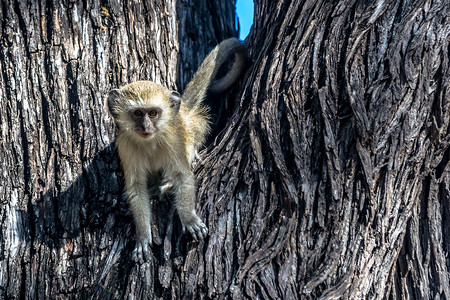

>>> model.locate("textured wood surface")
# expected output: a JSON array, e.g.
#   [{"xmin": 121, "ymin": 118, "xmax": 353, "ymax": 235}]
[
  {"xmin": 195, "ymin": 0, "xmax": 449, "ymax": 299},
  {"xmin": 0, "ymin": 0, "xmax": 237, "ymax": 298},
  {"xmin": 1, "ymin": 0, "xmax": 448, "ymax": 299}
]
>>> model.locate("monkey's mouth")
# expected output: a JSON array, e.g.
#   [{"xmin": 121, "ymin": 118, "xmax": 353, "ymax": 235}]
[{"xmin": 136, "ymin": 132, "xmax": 153, "ymax": 138}]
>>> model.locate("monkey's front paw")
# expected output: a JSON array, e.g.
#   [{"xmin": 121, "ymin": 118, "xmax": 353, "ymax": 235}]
[
  {"xmin": 132, "ymin": 236, "xmax": 153, "ymax": 264},
  {"xmin": 182, "ymin": 216, "xmax": 208, "ymax": 241}
]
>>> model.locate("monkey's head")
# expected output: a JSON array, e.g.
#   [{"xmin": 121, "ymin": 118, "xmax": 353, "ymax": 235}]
[{"xmin": 107, "ymin": 81, "xmax": 181, "ymax": 139}]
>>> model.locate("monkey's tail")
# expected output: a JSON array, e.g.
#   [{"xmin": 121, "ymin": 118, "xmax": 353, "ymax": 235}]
[{"xmin": 182, "ymin": 38, "xmax": 248, "ymax": 108}]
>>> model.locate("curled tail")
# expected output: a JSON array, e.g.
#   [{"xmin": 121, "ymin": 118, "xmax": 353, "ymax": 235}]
[{"xmin": 181, "ymin": 38, "xmax": 248, "ymax": 108}]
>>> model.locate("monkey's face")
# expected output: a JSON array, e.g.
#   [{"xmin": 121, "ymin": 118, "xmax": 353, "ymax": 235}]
[
  {"xmin": 128, "ymin": 106, "xmax": 162, "ymax": 138},
  {"xmin": 118, "ymin": 98, "xmax": 173, "ymax": 140},
  {"xmin": 107, "ymin": 81, "xmax": 181, "ymax": 140}
]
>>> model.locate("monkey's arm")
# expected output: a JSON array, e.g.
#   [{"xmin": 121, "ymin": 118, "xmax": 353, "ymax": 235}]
[
  {"xmin": 122, "ymin": 162, "xmax": 153, "ymax": 263},
  {"xmin": 169, "ymin": 169, "xmax": 208, "ymax": 240},
  {"xmin": 182, "ymin": 38, "xmax": 247, "ymax": 108}
]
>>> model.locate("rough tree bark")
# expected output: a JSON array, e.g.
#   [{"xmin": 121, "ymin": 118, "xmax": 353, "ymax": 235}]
[
  {"xmin": 0, "ymin": 0, "xmax": 237, "ymax": 298},
  {"xmin": 1, "ymin": 0, "xmax": 448, "ymax": 300}
]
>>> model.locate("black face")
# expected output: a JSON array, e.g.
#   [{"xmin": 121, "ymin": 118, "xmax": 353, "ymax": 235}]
[{"xmin": 129, "ymin": 107, "xmax": 162, "ymax": 137}]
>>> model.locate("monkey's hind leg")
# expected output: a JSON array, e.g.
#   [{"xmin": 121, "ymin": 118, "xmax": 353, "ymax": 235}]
[
  {"xmin": 159, "ymin": 178, "xmax": 174, "ymax": 195},
  {"xmin": 147, "ymin": 171, "xmax": 174, "ymax": 197},
  {"xmin": 172, "ymin": 172, "xmax": 208, "ymax": 241}
]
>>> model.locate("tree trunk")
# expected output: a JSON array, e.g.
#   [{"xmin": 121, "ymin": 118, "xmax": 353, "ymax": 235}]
[
  {"xmin": 1, "ymin": 0, "xmax": 448, "ymax": 299},
  {"xmin": 0, "ymin": 0, "xmax": 237, "ymax": 299}
]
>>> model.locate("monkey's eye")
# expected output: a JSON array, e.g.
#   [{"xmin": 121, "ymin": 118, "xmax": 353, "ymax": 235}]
[
  {"xmin": 149, "ymin": 110, "xmax": 158, "ymax": 117},
  {"xmin": 133, "ymin": 110, "xmax": 143, "ymax": 117}
]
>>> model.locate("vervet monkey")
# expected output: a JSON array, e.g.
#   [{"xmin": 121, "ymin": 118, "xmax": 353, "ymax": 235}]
[{"xmin": 108, "ymin": 38, "xmax": 247, "ymax": 262}]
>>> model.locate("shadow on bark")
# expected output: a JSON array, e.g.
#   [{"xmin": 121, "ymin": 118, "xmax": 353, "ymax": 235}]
[{"xmin": 13, "ymin": 143, "xmax": 212, "ymax": 298}]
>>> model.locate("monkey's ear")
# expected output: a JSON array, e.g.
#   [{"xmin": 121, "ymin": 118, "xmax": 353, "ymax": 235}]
[
  {"xmin": 170, "ymin": 90, "xmax": 181, "ymax": 116},
  {"xmin": 107, "ymin": 89, "xmax": 121, "ymax": 117}
]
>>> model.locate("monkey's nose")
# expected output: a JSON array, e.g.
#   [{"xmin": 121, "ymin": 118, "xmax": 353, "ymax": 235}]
[{"xmin": 142, "ymin": 126, "xmax": 156, "ymax": 134}]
